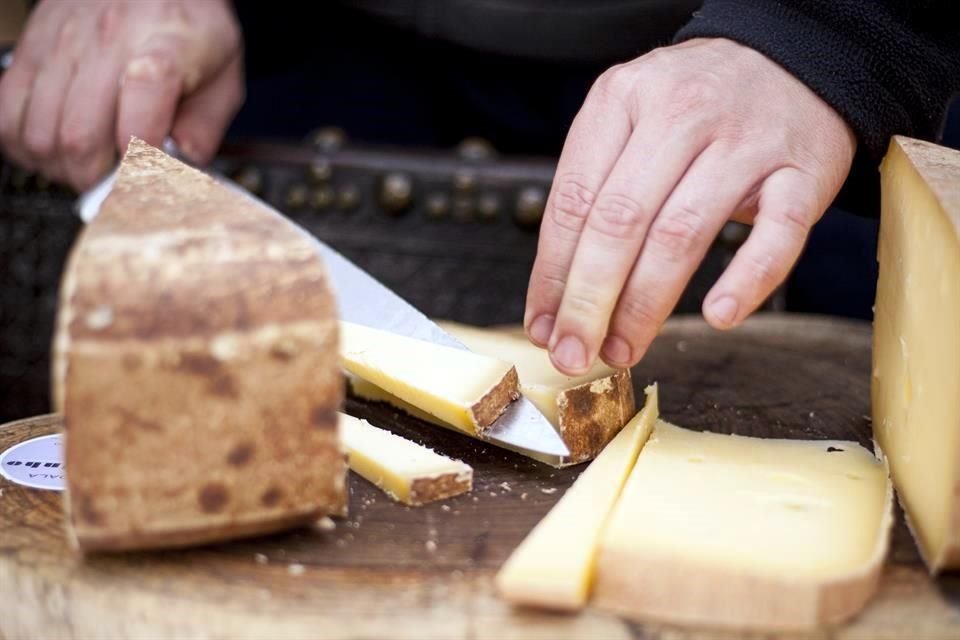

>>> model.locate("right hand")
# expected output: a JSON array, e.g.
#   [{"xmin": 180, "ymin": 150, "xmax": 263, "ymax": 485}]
[{"xmin": 0, "ymin": 0, "xmax": 244, "ymax": 191}]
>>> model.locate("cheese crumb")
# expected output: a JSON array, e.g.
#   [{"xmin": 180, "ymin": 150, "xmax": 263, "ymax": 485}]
[
  {"xmin": 425, "ymin": 540, "xmax": 437, "ymax": 553},
  {"xmin": 499, "ymin": 482, "xmax": 512, "ymax": 492},
  {"xmin": 441, "ymin": 505, "xmax": 451, "ymax": 512},
  {"xmin": 520, "ymin": 492, "xmax": 528, "ymax": 500},
  {"xmin": 254, "ymin": 553, "xmax": 268, "ymax": 565},
  {"xmin": 541, "ymin": 487, "xmax": 558, "ymax": 495},
  {"xmin": 312, "ymin": 516, "xmax": 336, "ymax": 531},
  {"xmin": 287, "ymin": 563, "xmax": 305, "ymax": 576}
]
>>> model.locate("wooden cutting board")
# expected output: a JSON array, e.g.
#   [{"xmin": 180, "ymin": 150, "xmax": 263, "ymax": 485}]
[{"xmin": 2, "ymin": 314, "xmax": 958, "ymax": 640}]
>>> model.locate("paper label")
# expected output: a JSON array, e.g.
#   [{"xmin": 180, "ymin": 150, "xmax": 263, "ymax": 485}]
[{"xmin": 0, "ymin": 433, "xmax": 65, "ymax": 491}]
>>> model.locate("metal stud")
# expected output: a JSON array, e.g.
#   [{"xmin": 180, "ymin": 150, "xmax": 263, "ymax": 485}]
[
  {"xmin": 453, "ymin": 171, "xmax": 476, "ymax": 193},
  {"xmin": 379, "ymin": 172, "xmax": 413, "ymax": 215},
  {"xmin": 452, "ymin": 196, "xmax": 475, "ymax": 222},
  {"xmin": 515, "ymin": 186, "xmax": 547, "ymax": 228},
  {"xmin": 477, "ymin": 193, "xmax": 500, "ymax": 222},
  {"xmin": 232, "ymin": 166, "xmax": 264, "ymax": 195},
  {"xmin": 719, "ymin": 222, "xmax": 750, "ymax": 249},
  {"xmin": 285, "ymin": 184, "xmax": 308, "ymax": 209},
  {"xmin": 425, "ymin": 193, "xmax": 450, "ymax": 219},
  {"xmin": 457, "ymin": 137, "xmax": 496, "ymax": 161},
  {"xmin": 308, "ymin": 127, "xmax": 347, "ymax": 153},
  {"xmin": 310, "ymin": 185, "xmax": 335, "ymax": 210},
  {"xmin": 337, "ymin": 184, "xmax": 360, "ymax": 211},
  {"xmin": 308, "ymin": 158, "xmax": 333, "ymax": 184}
]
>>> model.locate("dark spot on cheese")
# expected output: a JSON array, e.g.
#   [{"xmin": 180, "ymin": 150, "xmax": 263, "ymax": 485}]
[
  {"xmin": 561, "ymin": 386, "xmax": 602, "ymax": 451},
  {"xmin": 227, "ymin": 442, "xmax": 255, "ymax": 467},
  {"xmin": 261, "ymin": 486, "xmax": 283, "ymax": 507},
  {"xmin": 311, "ymin": 406, "xmax": 337, "ymax": 429},
  {"xmin": 827, "ymin": 446, "xmax": 844, "ymax": 453},
  {"xmin": 122, "ymin": 354, "xmax": 142, "ymax": 371},
  {"xmin": 198, "ymin": 483, "xmax": 229, "ymax": 513},
  {"xmin": 76, "ymin": 494, "xmax": 104, "ymax": 526},
  {"xmin": 115, "ymin": 407, "xmax": 163, "ymax": 432},
  {"xmin": 179, "ymin": 352, "xmax": 222, "ymax": 377},
  {"xmin": 209, "ymin": 373, "xmax": 238, "ymax": 398}
]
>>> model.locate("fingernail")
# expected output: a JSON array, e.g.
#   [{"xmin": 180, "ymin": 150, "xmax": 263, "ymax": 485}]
[
  {"xmin": 552, "ymin": 335, "xmax": 587, "ymax": 373},
  {"xmin": 601, "ymin": 335, "xmax": 632, "ymax": 367},
  {"xmin": 527, "ymin": 315, "xmax": 555, "ymax": 346},
  {"xmin": 708, "ymin": 296, "xmax": 739, "ymax": 327}
]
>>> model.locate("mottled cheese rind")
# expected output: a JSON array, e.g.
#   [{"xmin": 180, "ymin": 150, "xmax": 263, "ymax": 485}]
[
  {"xmin": 340, "ymin": 413, "xmax": 471, "ymax": 506},
  {"xmin": 873, "ymin": 135, "xmax": 960, "ymax": 572},
  {"xmin": 595, "ymin": 421, "xmax": 893, "ymax": 630},
  {"xmin": 340, "ymin": 322, "xmax": 519, "ymax": 434},
  {"xmin": 495, "ymin": 384, "xmax": 658, "ymax": 610}
]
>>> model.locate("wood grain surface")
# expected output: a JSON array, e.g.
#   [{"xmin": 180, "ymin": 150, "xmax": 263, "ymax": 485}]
[{"xmin": 2, "ymin": 314, "xmax": 959, "ymax": 640}]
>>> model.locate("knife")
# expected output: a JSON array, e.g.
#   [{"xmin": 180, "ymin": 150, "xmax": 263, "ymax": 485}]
[{"xmin": 73, "ymin": 138, "xmax": 571, "ymax": 464}]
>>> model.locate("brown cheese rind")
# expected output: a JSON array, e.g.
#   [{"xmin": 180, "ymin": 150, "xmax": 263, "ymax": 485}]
[
  {"xmin": 55, "ymin": 138, "xmax": 347, "ymax": 551},
  {"xmin": 469, "ymin": 366, "xmax": 521, "ymax": 433},
  {"xmin": 556, "ymin": 369, "xmax": 635, "ymax": 464},
  {"xmin": 408, "ymin": 471, "xmax": 473, "ymax": 506}
]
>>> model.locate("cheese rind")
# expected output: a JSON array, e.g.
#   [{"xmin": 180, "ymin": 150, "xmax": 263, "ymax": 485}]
[
  {"xmin": 55, "ymin": 138, "xmax": 347, "ymax": 551},
  {"xmin": 495, "ymin": 384, "xmax": 659, "ymax": 610},
  {"xmin": 439, "ymin": 322, "xmax": 634, "ymax": 463},
  {"xmin": 341, "ymin": 413, "xmax": 472, "ymax": 505},
  {"xmin": 594, "ymin": 421, "xmax": 893, "ymax": 631},
  {"xmin": 340, "ymin": 322, "xmax": 519, "ymax": 434},
  {"xmin": 873, "ymin": 135, "xmax": 960, "ymax": 572}
]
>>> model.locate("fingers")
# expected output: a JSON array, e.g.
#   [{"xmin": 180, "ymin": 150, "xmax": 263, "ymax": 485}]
[
  {"xmin": 703, "ymin": 167, "xmax": 820, "ymax": 329},
  {"xmin": 170, "ymin": 53, "xmax": 245, "ymax": 164},
  {"xmin": 59, "ymin": 56, "xmax": 123, "ymax": 189},
  {"xmin": 600, "ymin": 144, "xmax": 764, "ymax": 367},
  {"xmin": 545, "ymin": 119, "xmax": 710, "ymax": 375},
  {"xmin": 0, "ymin": 59, "xmax": 36, "ymax": 169},
  {"xmin": 21, "ymin": 58, "xmax": 74, "ymax": 183},
  {"xmin": 115, "ymin": 52, "xmax": 182, "ymax": 152},
  {"xmin": 523, "ymin": 73, "xmax": 633, "ymax": 348}
]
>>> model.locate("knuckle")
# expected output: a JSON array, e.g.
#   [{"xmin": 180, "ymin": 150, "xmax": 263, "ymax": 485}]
[
  {"xmin": 772, "ymin": 203, "xmax": 813, "ymax": 238},
  {"xmin": 124, "ymin": 51, "xmax": 177, "ymax": 84},
  {"xmin": 647, "ymin": 206, "xmax": 708, "ymax": 260},
  {"xmin": 665, "ymin": 76, "xmax": 722, "ymax": 123},
  {"xmin": 591, "ymin": 63, "xmax": 637, "ymax": 102},
  {"xmin": 22, "ymin": 128, "xmax": 54, "ymax": 158},
  {"xmin": 616, "ymin": 294, "xmax": 660, "ymax": 330},
  {"xmin": 549, "ymin": 176, "xmax": 597, "ymax": 233},
  {"xmin": 564, "ymin": 290, "xmax": 604, "ymax": 317},
  {"xmin": 588, "ymin": 192, "xmax": 649, "ymax": 239},
  {"xmin": 59, "ymin": 125, "xmax": 99, "ymax": 158},
  {"xmin": 97, "ymin": 4, "xmax": 125, "ymax": 46},
  {"xmin": 745, "ymin": 251, "xmax": 785, "ymax": 289}
]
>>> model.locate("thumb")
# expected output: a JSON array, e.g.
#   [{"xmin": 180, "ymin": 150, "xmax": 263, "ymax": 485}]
[{"xmin": 171, "ymin": 53, "xmax": 245, "ymax": 164}]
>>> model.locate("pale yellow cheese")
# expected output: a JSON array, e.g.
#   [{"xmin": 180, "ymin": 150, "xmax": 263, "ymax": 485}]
[
  {"xmin": 340, "ymin": 413, "xmax": 472, "ymax": 506},
  {"xmin": 339, "ymin": 322, "xmax": 518, "ymax": 434},
  {"xmin": 495, "ymin": 384, "xmax": 659, "ymax": 610},
  {"xmin": 595, "ymin": 421, "xmax": 893, "ymax": 630},
  {"xmin": 873, "ymin": 136, "xmax": 960, "ymax": 572}
]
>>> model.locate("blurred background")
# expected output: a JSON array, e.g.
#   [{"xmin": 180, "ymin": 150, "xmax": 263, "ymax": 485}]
[{"xmin": 3, "ymin": 0, "xmax": 953, "ymax": 423}]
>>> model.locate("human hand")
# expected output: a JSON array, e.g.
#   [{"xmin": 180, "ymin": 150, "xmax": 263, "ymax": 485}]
[
  {"xmin": 524, "ymin": 38, "xmax": 856, "ymax": 375},
  {"xmin": 0, "ymin": 0, "xmax": 244, "ymax": 190}
]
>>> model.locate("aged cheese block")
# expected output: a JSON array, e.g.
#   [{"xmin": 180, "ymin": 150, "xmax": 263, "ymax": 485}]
[
  {"xmin": 873, "ymin": 135, "xmax": 960, "ymax": 573},
  {"xmin": 438, "ymin": 322, "xmax": 634, "ymax": 463},
  {"xmin": 594, "ymin": 422, "xmax": 893, "ymax": 631},
  {"xmin": 340, "ymin": 413, "xmax": 472, "ymax": 505},
  {"xmin": 53, "ymin": 138, "xmax": 347, "ymax": 551},
  {"xmin": 496, "ymin": 384, "xmax": 658, "ymax": 610},
  {"xmin": 339, "ymin": 321, "xmax": 519, "ymax": 435}
]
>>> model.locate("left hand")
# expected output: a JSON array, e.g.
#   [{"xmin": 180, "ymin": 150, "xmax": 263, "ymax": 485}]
[{"xmin": 524, "ymin": 38, "xmax": 856, "ymax": 376}]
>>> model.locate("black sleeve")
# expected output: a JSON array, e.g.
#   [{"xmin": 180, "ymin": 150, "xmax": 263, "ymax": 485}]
[{"xmin": 673, "ymin": 0, "xmax": 960, "ymax": 216}]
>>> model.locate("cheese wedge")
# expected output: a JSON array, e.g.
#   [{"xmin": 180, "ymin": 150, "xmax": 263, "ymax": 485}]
[
  {"xmin": 340, "ymin": 413, "xmax": 472, "ymax": 505},
  {"xmin": 594, "ymin": 421, "xmax": 893, "ymax": 631},
  {"xmin": 439, "ymin": 322, "xmax": 635, "ymax": 463},
  {"xmin": 873, "ymin": 135, "xmax": 960, "ymax": 572},
  {"xmin": 496, "ymin": 384, "xmax": 658, "ymax": 610},
  {"xmin": 339, "ymin": 321, "xmax": 519, "ymax": 434},
  {"xmin": 54, "ymin": 138, "xmax": 347, "ymax": 552}
]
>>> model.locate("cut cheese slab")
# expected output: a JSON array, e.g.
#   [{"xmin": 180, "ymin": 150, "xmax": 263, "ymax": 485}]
[
  {"xmin": 340, "ymin": 322, "xmax": 519, "ymax": 435},
  {"xmin": 873, "ymin": 135, "xmax": 960, "ymax": 572},
  {"xmin": 439, "ymin": 322, "xmax": 635, "ymax": 463},
  {"xmin": 595, "ymin": 421, "xmax": 893, "ymax": 631},
  {"xmin": 340, "ymin": 412, "xmax": 472, "ymax": 505},
  {"xmin": 54, "ymin": 138, "xmax": 347, "ymax": 551},
  {"xmin": 496, "ymin": 384, "xmax": 658, "ymax": 610}
]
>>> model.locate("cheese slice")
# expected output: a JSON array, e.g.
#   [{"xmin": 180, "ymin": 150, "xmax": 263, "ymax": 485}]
[
  {"xmin": 340, "ymin": 322, "xmax": 519, "ymax": 435},
  {"xmin": 340, "ymin": 413, "xmax": 471, "ymax": 506},
  {"xmin": 595, "ymin": 421, "xmax": 893, "ymax": 631},
  {"xmin": 495, "ymin": 384, "xmax": 658, "ymax": 610},
  {"xmin": 873, "ymin": 135, "xmax": 960, "ymax": 573},
  {"xmin": 439, "ymin": 322, "xmax": 635, "ymax": 463}
]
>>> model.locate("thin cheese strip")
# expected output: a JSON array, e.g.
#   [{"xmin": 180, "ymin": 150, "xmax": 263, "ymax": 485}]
[
  {"xmin": 341, "ymin": 413, "xmax": 472, "ymax": 506},
  {"xmin": 595, "ymin": 421, "xmax": 893, "ymax": 631},
  {"xmin": 339, "ymin": 322, "xmax": 519, "ymax": 434},
  {"xmin": 495, "ymin": 384, "xmax": 659, "ymax": 610}
]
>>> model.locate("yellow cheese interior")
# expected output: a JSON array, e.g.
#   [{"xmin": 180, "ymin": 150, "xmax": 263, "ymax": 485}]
[
  {"xmin": 495, "ymin": 384, "xmax": 659, "ymax": 609},
  {"xmin": 602, "ymin": 422, "xmax": 889, "ymax": 579},
  {"xmin": 440, "ymin": 321, "xmax": 620, "ymax": 426},
  {"xmin": 340, "ymin": 413, "xmax": 470, "ymax": 503},
  {"xmin": 339, "ymin": 321, "xmax": 515, "ymax": 433},
  {"xmin": 873, "ymin": 140, "xmax": 960, "ymax": 568}
]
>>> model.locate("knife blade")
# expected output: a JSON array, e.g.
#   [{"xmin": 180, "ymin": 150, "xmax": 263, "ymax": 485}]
[{"xmin": 74, "ymin": 139, "xmax": 571, "ymax": 462}]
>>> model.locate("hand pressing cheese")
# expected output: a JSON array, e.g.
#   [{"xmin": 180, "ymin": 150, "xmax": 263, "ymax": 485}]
[
  {"xmin": 439, "ymin": 322, "xmax": 635, "ymax": 463},
  {"xmin": 339, "ymin": 322, "xmax": 519, "ymax": 434},
  {"xmin": 340, "ymin": 413, "xmax": 471, "ymax": 506},
  {"xmin": 594, "ymin": 421, "xmax": 893, "ymax": 631},
  {"xmin": 54, "ymin": 138, "xmax": 347, "ymax": 552},
  {"xmin": 873, "ymin": 135, "xmax": 960, "ymax": 573}
]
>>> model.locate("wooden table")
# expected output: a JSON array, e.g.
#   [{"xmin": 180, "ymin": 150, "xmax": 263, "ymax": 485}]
[{"xmin": 2, "ymin": 314, "xmax": 958, "ymax": 639}]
